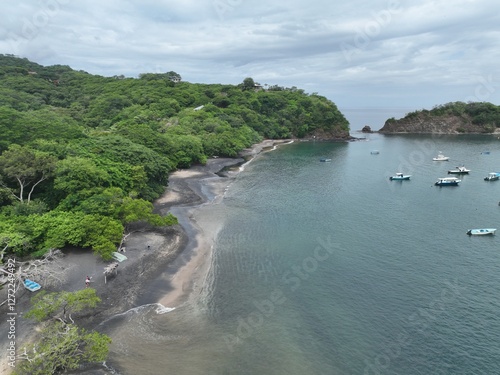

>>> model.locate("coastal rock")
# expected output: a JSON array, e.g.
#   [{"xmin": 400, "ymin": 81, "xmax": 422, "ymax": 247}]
[
  {"xmin": 306, "ymin": 128, "xmax": 352, "ymax": 141},
  {"xmin": 379, "ymin": 113, "xmax": 493, "ymax": 134},
  {"xmin": 361, "ymin": 125, "xmax": 373, "ymax": 133}
]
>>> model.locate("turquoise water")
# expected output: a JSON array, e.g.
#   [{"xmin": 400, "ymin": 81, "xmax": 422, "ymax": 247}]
[{"xmin": 104, "ymin": 134, "xmax": 500, "ymax": 375}]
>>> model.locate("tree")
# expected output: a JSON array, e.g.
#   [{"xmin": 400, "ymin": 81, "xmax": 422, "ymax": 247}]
[
  {"xmin": 242, "ymin": 77, "xmax": 255, "ymax": 91},
  {"xmin": 53, "ymin": 156, "xmax": 110, "ymax": 194},
  {"xmin": 25, "ymin": 288, "xmax": 100, "ymax": 323},
  {"xmin": 15, "ymin": 289, "xmax": 111, "ymax": 375},
  {"xmin": 0, "ymin": 145, "xmax": 56, "ymax": 203},
  {"xmin": 16, "ymin": 322, "xmax": 111, "ymax": 375}
]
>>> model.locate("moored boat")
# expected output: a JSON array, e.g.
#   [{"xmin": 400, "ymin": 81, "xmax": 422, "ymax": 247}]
[
  {"xmin": 435, "ymin": 177, "xmax": 460, "ymax": 186},
  {"xmin": 484, "ymin": 172, "xmax": 500, "ymax": 181},
  {"xmin": 448, "ymin": 166, "xmax": 470, "ymax": 174},
  {"xmin": 390, "ymin": 173, "xmax": 411, "ymax": 181},
  {"xmin": 466, "ymin": 228, "xmax": 496, "ymax": 236},
  {"xmin": 319, "ymin": 158, "xmax": 332, "ymax": 162},
  {"xmin": 370, "ymin": 150, "xmax": 379, "ymax": 155},
  {"xmin": 433, "ymin": 152, "xmax": 449, "ymax": 161}
]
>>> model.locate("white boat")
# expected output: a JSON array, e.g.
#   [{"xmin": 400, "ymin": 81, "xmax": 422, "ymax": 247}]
[
  {"xmin": 319, "ymin": 158, "xmax": 332, "ymax": 162},
  {"xmin": 433, "ymin": 152, "xmax": 449, "ymax": 161},
  {"xmin": 448, "ymin": 166, "xmax": 470, "ymax": 174},
  {"xmin": 484, "ymin": 172, "xmax": 500, "ymax": 181},
  {"xmin": 389, "ymin": 173, "xmax": 411, "ymax": 181},
  {"xmin": 435, "ymin": 177, "xmax": 461, "ymax": 186},
  {"xmin": 466, "ymin": 228, "xmax": 496, "ymax": 236},
  {"xmin": 112, "ymin": 252, "xmax": 128, "ymax": 262}
]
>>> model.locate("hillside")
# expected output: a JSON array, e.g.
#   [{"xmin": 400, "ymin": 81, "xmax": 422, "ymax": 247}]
[
  {"xmin": 0, "ymin": 54, "xmax": 349, "ymax": 260},
  {"xmin": 379, "ymin": 102, "xmax": 500, "ymax": 134}
]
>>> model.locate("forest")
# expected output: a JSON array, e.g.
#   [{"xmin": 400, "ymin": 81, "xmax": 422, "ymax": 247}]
[{"xmin": 0, "ymin": 54, "xmax": 350, "ymax": 260}]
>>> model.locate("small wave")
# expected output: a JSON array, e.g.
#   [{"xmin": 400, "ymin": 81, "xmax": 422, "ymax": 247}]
[
  {"xmin": 98, "ymin": 303, "xmax": 176, "ymax": 326},
  {"xmin": 155, "ymin": 304, "xmax": 176, "ymax": 314}
]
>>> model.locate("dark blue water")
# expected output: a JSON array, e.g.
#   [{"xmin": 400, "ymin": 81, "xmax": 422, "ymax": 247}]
[{"xmin": 106, "ymin": 134, "xmax": 500, "ymax": 375}]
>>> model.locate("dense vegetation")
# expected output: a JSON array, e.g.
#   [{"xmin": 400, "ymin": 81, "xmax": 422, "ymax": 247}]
[
  {"xmin": 387, "ymin": 101, "xmax": 500, "ymax": 133},
  {"xmin": 15, "ymin": 289, "xmax": 112, "ymax": 374},
  {"xmin": 0, "ymin": 54, "xmax": 349, "ymax": 259}
]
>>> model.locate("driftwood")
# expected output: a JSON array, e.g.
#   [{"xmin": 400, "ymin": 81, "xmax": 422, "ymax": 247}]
[
  {"xmin": 0, "ymin": 249, "xmax": 67, "ymax": 307},
  {"xmin": 103, "ymin": 262, "xmax": 119, "ymax": 284}
]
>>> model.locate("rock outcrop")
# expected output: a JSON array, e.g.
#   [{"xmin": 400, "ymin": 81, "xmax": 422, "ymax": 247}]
[{"xmin": 379, "ymin": 113, "xmax": 492, "ymax": 134}]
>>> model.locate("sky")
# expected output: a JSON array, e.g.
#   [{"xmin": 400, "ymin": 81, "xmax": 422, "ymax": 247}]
[{"xmin": 2, "ymin": 0, "xmax": 500, "ymax": 130}]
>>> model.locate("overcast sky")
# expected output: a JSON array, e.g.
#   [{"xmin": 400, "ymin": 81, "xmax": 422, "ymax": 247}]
[{"xmin": 2, "ymin": 0, "xmax": 500, "ymax": 129}]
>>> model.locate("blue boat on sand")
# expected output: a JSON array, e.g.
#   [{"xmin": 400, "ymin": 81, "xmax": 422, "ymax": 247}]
[{"xmin": 23, "ymin": 279, "xmax": 41, "ymax": 292}]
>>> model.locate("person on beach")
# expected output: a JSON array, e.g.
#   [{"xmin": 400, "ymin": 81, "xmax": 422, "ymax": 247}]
[{"xmin": 85, "ymin": 276, "xmax": 91, "ymax": 287}]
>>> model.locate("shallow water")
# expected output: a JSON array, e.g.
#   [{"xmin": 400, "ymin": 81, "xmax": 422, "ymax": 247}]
[{"xmin": 101, "ymin": 133, "xmax": 500, "ymax": 375}]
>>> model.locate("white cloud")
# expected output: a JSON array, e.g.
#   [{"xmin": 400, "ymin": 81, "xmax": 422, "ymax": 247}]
[{"xmin": 1, "ymin": 0, "xmax": 500, "ymax": 126}]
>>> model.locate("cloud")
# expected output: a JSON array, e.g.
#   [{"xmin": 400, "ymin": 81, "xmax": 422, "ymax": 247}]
[{"xmin": 1, "ymin": 0, "xmax": 500, "ymax": 124}]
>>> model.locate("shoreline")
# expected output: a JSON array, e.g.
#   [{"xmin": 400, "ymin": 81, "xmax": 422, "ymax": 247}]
[{"xmin": 0, "ymin": 139, "xmax": 290, "ymax": 374}]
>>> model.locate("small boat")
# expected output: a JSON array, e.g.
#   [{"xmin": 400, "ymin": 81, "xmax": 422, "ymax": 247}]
[
  {"xmin": 23, "ymin": 279, "xmax": 41, "ymax": 292},
  {"xmin": 319, "ymin": 158, "xmax": 332, "ymax": 162},
  {"xmin": 466, "ymin": 228, "xmax": 496, "ymax": 236},
  {"xmin": 112, "ymin": 251, "xmax": 128, "ymax": 262},
  {"xmin": 481, "ymin": 151, "xmax": 490, "ymax": 155},
  {"xmin": 370, "ymin": 150, "xmax": 380, "ymax": 155},
  {"xmin": 448, "ymin": 166, "xmax": 470, "ymax": 174},
  {"xmin": 433, "ymin": 152, "xmax": 449, "ymax": 161},
  {"xmin": 435, "ymin": 177, "xmax": 461, "ymax": 186},
  {"xmin": 390, "ymin": 173, "xmax": 411, "ymax": 181},
  {"xmin": 484, "ymin": 172, "xmax": 500, "ymax": 181}
]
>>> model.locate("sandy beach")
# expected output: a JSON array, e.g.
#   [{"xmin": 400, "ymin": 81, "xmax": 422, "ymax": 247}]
[{"xmin": 0, "ymin": 139, "xmax": 289, "ymax": 374}]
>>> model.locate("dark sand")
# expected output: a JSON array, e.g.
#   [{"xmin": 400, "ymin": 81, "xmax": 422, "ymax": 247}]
[{"xmin": 0, "ymin": 140, "xmax": 289, "ymax": 374}]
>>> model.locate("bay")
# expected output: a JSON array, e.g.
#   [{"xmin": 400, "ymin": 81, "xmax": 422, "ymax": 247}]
[{"xmin": 104, "ymin": 133, "xmax": 500, "ymax": 375}]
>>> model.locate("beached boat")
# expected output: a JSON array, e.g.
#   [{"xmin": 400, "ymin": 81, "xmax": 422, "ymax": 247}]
[
  {"xmin": 389, "ymin": 173, "xmax": 411, "ymax": 181},
  {"xmin": 112, "ymin": 251, "xmax": 128, "ymax": 262},
  {"xmin": 466, "ymin": 228, "xmax": 496, "ymax": 236},
  {"xmin": 484, "ymin": 172, "xmax": 500, "ymax": 181},
  {"xmin": 433, "ymin": 152, "xmax": 449, "ymax": 161},
  {"xmin": 23, "ymin": 279, "xmax": 41, "ymax": 292},
  {"xmin": 319, "ymin": 158, "xmax": 332, "ymax": 162},
  {"xmin": 435, "ymin": 177, "xmax": 461, "ymax": 186},
  {"xmin": 448, "ymin": 166, "xmax": 470, "ymax": 174}
]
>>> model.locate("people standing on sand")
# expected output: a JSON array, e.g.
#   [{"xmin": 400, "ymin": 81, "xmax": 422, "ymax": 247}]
[{"xmin": 85, "ymin": 276, "xmax": 91, "ymax": 287}]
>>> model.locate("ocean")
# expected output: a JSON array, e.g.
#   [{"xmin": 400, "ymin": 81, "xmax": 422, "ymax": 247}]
[{"xmin": 99, "ymin": 133, "xmax": 500, "ymax": 375}]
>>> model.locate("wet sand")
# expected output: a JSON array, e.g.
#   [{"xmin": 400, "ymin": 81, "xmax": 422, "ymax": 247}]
[{"xmin": 0, "ymin": 139, "xmax": 290, "ymax": 374}]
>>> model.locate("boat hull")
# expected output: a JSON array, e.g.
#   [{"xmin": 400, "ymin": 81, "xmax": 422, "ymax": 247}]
[
  {"xmin": 390, "ymin": 176, "xmax": 411, "ymax": 180},
  {"xmin": 435, "ymin": 177, "xmax": 461, "ymax": 186},
  {"xmin": 466, "ymin": 229, "xmax": 496, "ymax": 236},
  {"xmin": 435, "ymin": 181, "xmax": 459, "ymax": 186}
]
